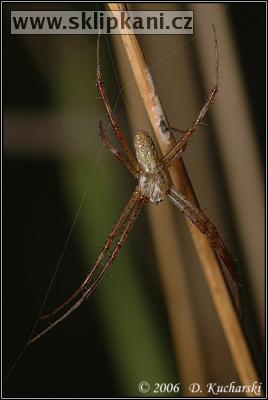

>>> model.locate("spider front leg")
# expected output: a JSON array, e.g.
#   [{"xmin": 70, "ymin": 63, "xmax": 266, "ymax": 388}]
[
  {"xmin": 158, "ymin": 25, "xmax": 219, "ymax": 171},
  {"xmin": 99, "ymin": 121, "xmax": 140, "ymax": 178},
  {"xmin": 167, "ymin": 187, "xmax": 243, "ymax": 319},
  {"xmin": 96, "ymin": 36, "xmax": 139, "ymax": 172}
]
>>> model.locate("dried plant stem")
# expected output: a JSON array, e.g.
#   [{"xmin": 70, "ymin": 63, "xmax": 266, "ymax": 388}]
[{"xmin": 107, "ymin": 3, "xmax": 260, "ymax": 393}]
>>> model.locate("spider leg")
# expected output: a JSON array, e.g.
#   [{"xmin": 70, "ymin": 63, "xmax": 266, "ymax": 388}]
[
  {"xmin": 83, "ymin": 196, "xmax": 146, "ymax": 299},
  {"xmin": 40, "ymin": 187, "xmax": 141, "ymax": 321},
  {"xmin": 169, "ymin": 123, "xmax": 208, "ymax": 135},
  {"xmin": 29, "ymin": 192, "xmax": 145, "ymax": 345},
  {"xmin": 96, "ymin": 36, "xmax": 139, "ymax": 171},
  {"xmin": 167, "ymin": 186, "xmax": 243, "ymax": 319},
  {"xmin": 99, "ymin": 121, "xmax": 139, "ymax": 178},
  {"xmin": 169, "ymin": 126, "xmax": 189, "ymax": 135},
  {"xmin": 158, "ymin": 25, "xmax": 219, "ymax": 171}
]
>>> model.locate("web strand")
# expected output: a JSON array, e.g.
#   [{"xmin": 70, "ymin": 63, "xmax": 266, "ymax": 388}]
[{"xmin": 4, "ymin": 147, "xmax": 103, "ymax": 380}]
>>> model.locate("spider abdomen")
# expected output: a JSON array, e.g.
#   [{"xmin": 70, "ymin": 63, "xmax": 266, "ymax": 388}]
[
  {"xmin": 139, "ymin": 173, "xmax": 167, "ymax": 204},
  {"xmin": 134, "ymin": 130, "xmax": 167, "ymax": 203}
]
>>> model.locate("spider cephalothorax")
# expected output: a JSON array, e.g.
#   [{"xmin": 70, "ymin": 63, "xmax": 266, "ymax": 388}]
[{"xmin": 134, "ymin": 130, "xmax": 167, "ymax": 204}]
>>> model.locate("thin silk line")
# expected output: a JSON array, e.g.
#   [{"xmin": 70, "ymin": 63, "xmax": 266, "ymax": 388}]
[
  {"xmin": 5, "ymin": 146, "xmax": 104, "ymax": 380},
  {"xmin": 5, "ymin": 80, "xmax": 126, "ymax": 381}
]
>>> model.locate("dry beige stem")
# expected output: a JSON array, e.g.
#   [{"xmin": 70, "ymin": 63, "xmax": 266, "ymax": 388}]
[{"xmin": 107, "ymin": 3, "xmax": 261, "ymax": 395}]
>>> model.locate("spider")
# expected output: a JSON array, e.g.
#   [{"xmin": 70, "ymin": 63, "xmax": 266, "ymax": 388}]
[{"xmin": 29, "ymin": 27, "xmax": 241, "ymax": 344}]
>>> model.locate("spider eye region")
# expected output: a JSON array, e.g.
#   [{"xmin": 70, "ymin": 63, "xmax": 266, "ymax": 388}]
[{"xmin": 139, "ymin": 173, "xmax": 166, "ymax": 204}]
